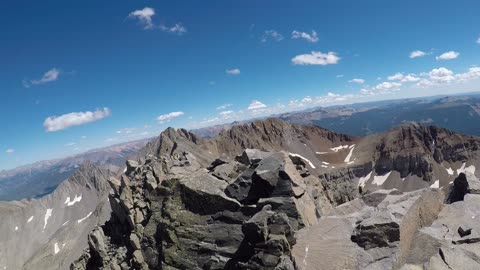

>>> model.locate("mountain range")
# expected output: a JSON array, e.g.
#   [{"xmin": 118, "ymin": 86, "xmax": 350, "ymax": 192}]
[
  {"xmin": 33, "ymin": 118, "xmax": 480, "ymax": 269},
  {"xmin": 3, "ymin": 96, "xmax": 480, "ymax": 269},
  {"xmin": 0, "ymin": 138, "xmax": 150, "ymax": 201},
  {"xmin": 192, "ymin": 93, "xmax": 480, "ymax": 138}
]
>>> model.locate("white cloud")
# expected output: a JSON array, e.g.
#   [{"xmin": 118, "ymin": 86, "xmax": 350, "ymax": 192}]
[
  {"xmin": 375, "ymin": 81, "xmax": 402, "ymax": 91},
  {"xmin": 261, "ymin": 30, "xmax": 284, "ymax": 42},
  {"xmin": 336, "ymin": 74, "xmax": 344, "ymax": 78},
  {"xmin": 436, "ymin": 51, "xmax": 459, "ymax": 60},
  {"xmin": 128, "ymin": 7, "xmax": 186, "ymax": 34},
  {"xmin": 24, "ymin": 68, "xmax": 60, "ymax": 88},
  {"xmin": 291, "ymin": 30, "xmax": 318, "ymax": 43},
  {"xmin": 388, "ymin": 73, "xmax": 420, "ymax": 82},
  {"xmin": 44, "ymin": 108, "xmax": 111, "ymax": 132},
  {"xmin": 358, "ymin": 81, "xmax": 402, "ymax": 96},
  {"xmin": 159, "ymin": 23, "xmax": 187, "ymax": 35},
  {"xmin": 477, "ymin": 37, "xmax": 480, "ymax": 44},
  {"xmin": 388, "ymin": 73, "xmax": 404, "ymax": 81},
  {"xmin": 5, "ymin": 149, "xmax": 14, "ymax": 154},
  {"xmin": 288, "ymin": 92, "xmax": 356, "ymax": 108},
  {"xmin": 128, "ymin": 7, "xmax": 155, "ymax": 29},
  {"xmin": 116, "ymin": 127, "xmax": 137, "ymax": 134},
  {"xmin": 417, "ymin": 67, "xmax": 455, "ymax": 87},
  {"xmin": 64, "ymin": 142, "xmax": 76, "ymax": 147},
  {"xmin": 226, "ymin": 68, "xmax": 240, "ymax": 75},
  {"xmin": 456, "ymin": 67, "xmax": 480, "ymax": 82},
  {"xmin": 157, "ymin": 111, "xmax": 184, "ymax": 124},
  {"xmin": 349, "ymin": 78, "xmax": 365, "ymax": 84},
  {"xmin": 409, "ymin": 50, "xmax": 427, "ymax": 58},
  {"xmin": 248, "ymin": 100, "xmax": 267, "ymax": 110},
  {"xmin": 402, "ymin": 74, "xmax": 420, "ymax": 82},
  {"xmin": 429, "ymin": 67, "xmax": 455, "ymax": 81},
  {"xmin": 219, "ymin": 110, "xmax": 234, "ymax": 116},
  {"xmin": 291, "ymin": 51, "xmax": 340, "ymax": 66},
  {"xmin": 216, "ymin": 104, "xmax": 232, "ymax": 110}
]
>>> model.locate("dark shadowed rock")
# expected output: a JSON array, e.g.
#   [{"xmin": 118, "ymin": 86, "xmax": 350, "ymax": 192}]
[{"xmin": 446, "ymin": 173, "xmax": 469, "ymax": 203}]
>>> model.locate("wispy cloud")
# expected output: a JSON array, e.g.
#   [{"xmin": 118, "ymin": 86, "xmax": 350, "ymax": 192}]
[
  {"xmin": 23, "ymin": 68, "xmax": 60, "ymax": 88},
  {"xmin": 128, "ymin": 7, "xmax": 155, "ymax": 29},
  {"xmin": 226, "ymin": 68, "xmax": 241, "ymax": 75},
  {"xmin": 64, "ymin": 142, "xmax": 76, "ymax": 147},
  {"xmin": 116, "ymin": 127, "xmax": 137, "ymax": 134},
  {"xmin": 216, "ymin": 104, "xmax": 232, "ymax": 110},
  {"xmin": 5, "ymin": 149, "xmax": 14, "ymax": 154},
  {"xmin": 157, "ymin": 111, "xmax": 184, "ymax": 124},
  {"xmin": 44, "ymin": 108, "xmax": 111, "ymax": 132},
  {"xmin": 159, "ymin": 23, "xmax": 187, "ymax": 35},
  {"xmin": 219, "ymin": 110, "xmax": 234, "ymax": 116},
  {"xmin": 261, "ymin": 30, "xmax": 284, "ymax": 42},
  {"xmin": 248, "ymin": 100, "xmax": 267, "ymax": 110},
  {"xmin": 349, "ymin": 78, "xmax": 365, "ymax": 84},
  {"xmin": 291, "ymin": 30, "xmax": 318, "ymax": 43},
  {"xmin": 477, "ymin": 37, "xmax": 480, "ymax": 44},
  {"xmin": 128, "ymin": 7, "xmax": 187, "ymax": 34},
  {"xmin": 409, "ymin": 50, "xmax": 427, "ymax": 58},
  {"xmin": 291, "ymin": 51, "xmax": 340, "ymax": 66},
  {"xmin": 436, "ymin": 51, "xmax": 459, "ymax": 60}
]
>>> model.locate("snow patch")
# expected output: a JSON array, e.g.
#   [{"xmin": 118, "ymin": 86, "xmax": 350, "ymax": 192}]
[
  {"xmin": 315, "ymin": 152, "xmax": 328, "ymax": 155},
  {"xmin": 77, "ymin": 212, "xmax": 93, "ymax": 224},
  {"xmin": 322, "ymin": 161, "xmax": 330, "ymax": 165},
  {"xmin": 27, "ymin": 216, "xmax": 34, "ymax": 223},
  {"xmin": 321, "ymin": 165, "xmax": 328, "ymax": 168},
  {"xmin": 289, "ymin": 153, "xmax": 316, "ymax": 169},
  {"xmin": 330, "ymin": 145, "xmax": 350, "ymax": 152},
  {"xmin": 123, "ymin": 167, "xmax": 127, "ymax": 173},
  {"xmin": 303, "ymin": 245, "xmax": 309, "ymax": 266},
  {"xmin": 43, "ymin": 208, "xmax": 53, "ymax": 230},
  {"xmin": 62, "ymin": 243, "xmax": 66, "ymax": 248},
  {"xmin": 344, "ymin": 145, "xmax": 355, "ymax": 163},
  {"xmin": 347, "ymin": 161, "xmax": 354, "ymax": 165},
  {"xmin": 65, "ymin": 194, "xmax": 82, "ymax": 206},
  {"xmin": 358, "ymin": 172, "xmax": 373, "ymax": 188},
  {"xmin": 372, "ymin": 172, "xmax": 392, "ymax": 186},
  {"xmin": 62, "ymin": 220, "xmax": 70, "ymax": 226},
  {"xmin": 54, "ymin": 243, "xmax": 60, "ymax": 254},
  {"xmin": 457, "ymin": 163, "xmax": 476, "ymax": 175},
  {"xmin": 14, "ymin": 226, "xmax": 18, "ymax": 231},
  {"xmin": 446, "ymin": 167, "xmax": 454, "ymax": 176},
  {"xmin": 430, "ymin": 180, "xmax": 440, "ymax": 188}
]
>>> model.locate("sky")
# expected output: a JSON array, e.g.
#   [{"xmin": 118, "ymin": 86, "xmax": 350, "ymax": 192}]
[{"xmin": 1, "ymin": 0, "xmax": 480, "ymax": 170}]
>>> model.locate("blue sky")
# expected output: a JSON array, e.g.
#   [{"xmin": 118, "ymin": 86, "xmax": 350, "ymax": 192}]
[{"xmin": 1, "ymin": 0, "xmax": 480, "ymax": 170}]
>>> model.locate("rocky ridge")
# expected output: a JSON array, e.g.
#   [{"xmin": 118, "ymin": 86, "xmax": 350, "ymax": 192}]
[
  {"xmin": 0, "ymin": 162, "xmax": 112, "ymax": 270},
  {"xmin": 71, "ymin": 118, "xmax": 480, "ymax": 269}
]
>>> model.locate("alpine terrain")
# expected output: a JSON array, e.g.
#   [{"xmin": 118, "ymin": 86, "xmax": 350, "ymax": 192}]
[{"xmin": 18, "ymin": 118, "xmax": 474, "ymax": 270}]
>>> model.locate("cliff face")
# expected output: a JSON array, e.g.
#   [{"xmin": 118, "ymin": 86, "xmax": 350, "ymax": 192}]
[
  {"xmin": 71, "ymin": 119, "xmax": 480, "ymax": 269},
  {"xmin": 0, "ymin": 162, "xmax": 111, "ymax": 270}
]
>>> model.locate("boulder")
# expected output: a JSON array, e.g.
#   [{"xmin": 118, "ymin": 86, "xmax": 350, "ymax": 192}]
[
  {"xmin": 446, "ymin": 173, "xmax": 469, "ymax": 203},
  {"xmin": 235, "ymin": 149, "xmax": 272, "ymax": 166},
  {"xmin": 126, "ymin": 160, "xmax": 140, "ymax": 175}
]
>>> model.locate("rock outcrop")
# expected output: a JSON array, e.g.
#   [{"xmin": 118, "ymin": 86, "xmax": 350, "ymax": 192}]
[
  {"xmin": 72, "ymin": 146, "xmax": 327, "ymax": 269},
  {"xmin": 70, "ymin": 119, "xmax": 480, "ymax": 270}
]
